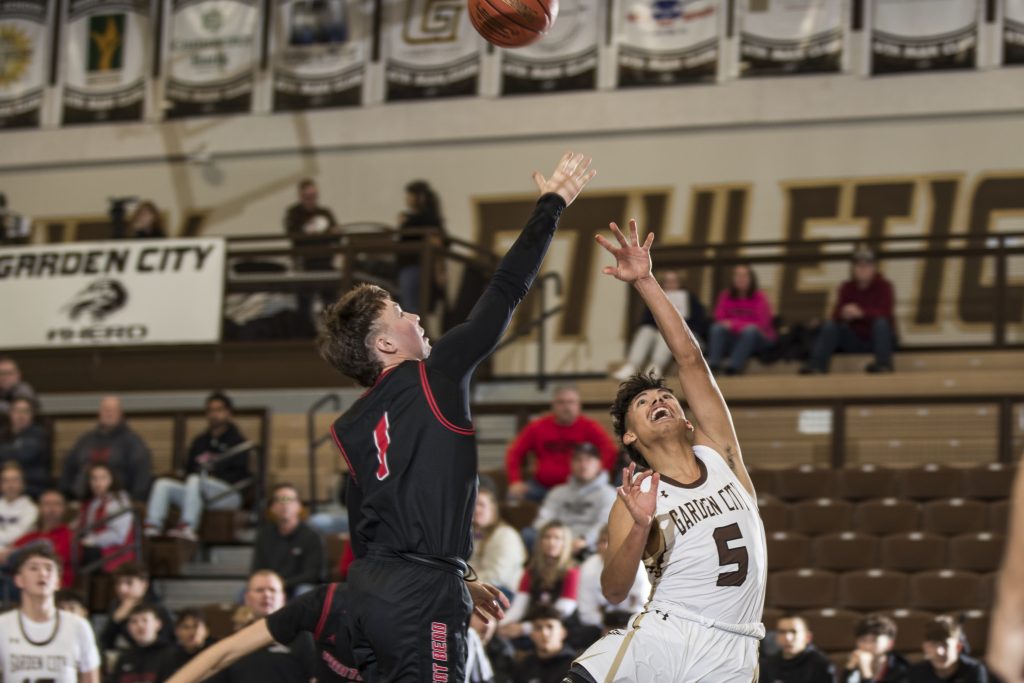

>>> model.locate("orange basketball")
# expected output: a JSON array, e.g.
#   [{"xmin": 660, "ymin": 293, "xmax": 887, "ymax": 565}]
[{"xmin": 467, "ymin": 0, "xmax": 558, "ymax": 49}]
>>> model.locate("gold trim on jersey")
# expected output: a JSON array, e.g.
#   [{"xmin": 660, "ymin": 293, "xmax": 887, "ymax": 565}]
[{"xmin": 603, "ymin": 611, "xmax": 647, "ymax": 683}]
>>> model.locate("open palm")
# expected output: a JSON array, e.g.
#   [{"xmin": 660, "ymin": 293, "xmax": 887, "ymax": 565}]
[
  {"xmin": 596, "ymin": 219, "xmax": 654, "ymax": 284},
  {"xmin": 617, "ymin": 462, "xmax": 660, "ymax": 528}
]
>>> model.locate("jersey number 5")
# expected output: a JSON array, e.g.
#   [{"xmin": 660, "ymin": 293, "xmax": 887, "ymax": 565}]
[
  {"xmin": 373, "ymin": 413, "xmax": 391, "ymax": 481},
  {"xmin": 713, "ymin": 523, "xmax": 748, "ymax": 587}
]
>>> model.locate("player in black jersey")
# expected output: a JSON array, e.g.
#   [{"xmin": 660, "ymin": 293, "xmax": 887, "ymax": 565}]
[
  {"xmin": 317, "ymin": 152, "xmax": 596, "ymax": 682},
  {"xmin": 166, "ymin": 582, "xmax": 362, "ymax": 682}
]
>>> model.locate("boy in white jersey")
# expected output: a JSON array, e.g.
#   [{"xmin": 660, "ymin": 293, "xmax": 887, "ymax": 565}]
[
  {"xmin": 0, "ymin": 546, "xmax": 101, "ymax": 683},
  {"xmin": 566, "ymin": 220, "xmax": 767, "ymax": 683}
]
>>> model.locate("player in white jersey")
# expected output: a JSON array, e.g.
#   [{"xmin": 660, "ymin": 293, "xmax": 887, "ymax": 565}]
[
  {"xmin": 0, "ymin": 546, "xmax": 101, "ymax": 683},
  {"xmin": 565, "ymin": 220, "xmax": 767, "ymax": 683}
]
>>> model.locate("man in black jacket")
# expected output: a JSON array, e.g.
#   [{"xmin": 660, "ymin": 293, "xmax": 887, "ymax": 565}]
[
  {"xmin": 144, "ymin": 392, "xmax": 251, "ymax": 541},
  {"xmin": 109, "ymin": 604, "xmax": 179, "ymax": 683},
  {"xmin": 908, "ymin": 616, "xmax": 989, "ymax": 683},
  {"xmin": 0, "ymin": 397, "xmax": 50, "ymax": 499},
  {"xmin": 843, "ymin": 615, "xmax": 910, "ymax": 683},
  {"xmin": 760, "ymin": 616, "xmax": 836, "ymax": 683},
  {"xmin": 512, "ymin": 606, "xmax": 575, "ymax": 683},
  {"xmin": 250, "ymin": 483, "xmax": 325, "ymax": 597}
]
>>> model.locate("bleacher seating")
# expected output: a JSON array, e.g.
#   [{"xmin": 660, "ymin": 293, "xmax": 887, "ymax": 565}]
[
  {"xmin": 879, "ymin": 532, "xmax": 947, "ymax": 572},
  {"xmin": 813, "ymin": 532, "xmax": 879, "ymax": 571}
]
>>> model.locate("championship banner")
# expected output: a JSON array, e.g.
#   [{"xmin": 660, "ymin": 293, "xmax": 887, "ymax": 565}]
[
  {"xmin": 164, "ymin": 0, "xmax": 260, "ymax": 118},
  {"xmin": 0, "ymin": 0, "xmax": 51, "ymax": 129},
  {"xmin": 614, "ymin": 0, "xmax": 719, "ymax": 87},
  {"xmin": 871, "ymin": 0, "xmax": 978, "ymax": 75},
  {"xmin": 383, "ymin": 0, "xmax": 482, "ymax": 102},
  {"xmin": 271, "ymin": 0, "xmax": 369, "ymax": 111},
  {"xmin": 0, "ymin": 238, "xmax": 225, "ymax": 348},
  {"xmin": 501, "ymin": 0, "xmax": 600, "ymax": 95},
  {"xmin": 738, "ymin": 0, "xmax": 843, "ymax": 76},
  {"xmin": 1005, "ymin": 0, "xmax": 1024, "ymax": 64},
  {"xmin": 62, "ymin": 0, "xmax": 151, "ymax": 124}
]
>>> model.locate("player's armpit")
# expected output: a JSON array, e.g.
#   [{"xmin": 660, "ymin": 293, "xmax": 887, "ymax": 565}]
[{"xmin": 165, "ymin": 620, "xmax": 275, "ymax": 683}]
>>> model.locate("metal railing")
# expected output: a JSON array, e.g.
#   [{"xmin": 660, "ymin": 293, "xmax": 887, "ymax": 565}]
[
  {"xmin": 306, "ymin": 392, "xmax": 341, "ymax": 512},
  {"xmin": 71, "ymin": 503, "xmax": 143, "ymax": 606},
  {"xmin": 197, "ymin": 439, "xmax": 264, "ymax": 524}
]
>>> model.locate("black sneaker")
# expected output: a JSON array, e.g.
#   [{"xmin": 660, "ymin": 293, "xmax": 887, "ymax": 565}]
[{"xmin": 865, "ymin": 362, "xmax": 893, "ymax": 374}]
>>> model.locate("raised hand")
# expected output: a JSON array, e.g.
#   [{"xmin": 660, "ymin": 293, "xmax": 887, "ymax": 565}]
[
  {"xmin": 617, "ymin": 462, "xmax": 660, "ymax": 529},
  {"xmin": 596, "ymin": 219, "xmax": 655, "ymax": 284},
  {"xmin": 532, "ymin": 152, "xmax": 597, "ymax": 207}
]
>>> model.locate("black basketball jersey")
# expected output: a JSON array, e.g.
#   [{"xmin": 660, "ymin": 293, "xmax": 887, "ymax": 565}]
[{"xmin": 330, "ymin": 193, "xmax": 567, "ymax": 561}]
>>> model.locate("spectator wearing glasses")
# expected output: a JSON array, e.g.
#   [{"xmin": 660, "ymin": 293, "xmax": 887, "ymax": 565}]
[{"xmin": 250, "ymin": 483, "xmax": 325, "ymax": 598}]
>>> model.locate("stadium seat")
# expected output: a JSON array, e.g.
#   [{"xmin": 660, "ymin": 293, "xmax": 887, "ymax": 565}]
[
  {"xmin": 500, "ymin": 500, "xmax": 539, "ymax": 530},
  {"xmin": 960, "ymin": 609, "xmax": 990, "ymax": 655},
  {"xmin": 761, "ymin": 606, "xmax": 784, "ymax": 630},
  {"xmin": 949, "ymin": 532, "xmax": 1006, "ymax": 573},
  {"xmin": 202, "ymin": 603, "xmax": 238, "ymax": 641},
  {"xmin": 855, "ymin": 498, "xmax": 920, "ymax": 535},
  {"xmin": 797, "ymin": 608, "xmax": 862, "ymax": 652},
  {"xmin": 790, "ymin": 499, "xmax": 855, "ymax": 536},
  {"xmin": 766, "ymin": 532, "xmax": 813, "ymax": 571},
  {"xmin": 897, "ymin": 465, "xmax": 967, "ymax": 501},
  {"xmin": 909, "ymin": 570, "xmax": 983, "ymax": 611},
  {"xmin": 964, "ymin": 463, "xmax": 1016, "ymax": 500},
  {"xmin": 885, "ymin": 608, "xmax": 938, "ymax": 654},
  {"xmin": 812, "ymin": 532, "xmax": 881, "ymax": 571},
  {"xmin": 880, "ymin": 532, "xmax": 948, "ymax": 572},
  {"xmin": 836, "ymin": 465, "xmax": 899, "ymax": 501},
  {"xmin": 749, "ymin": 468, "xmax": 779, "ymax": 497},
  {"xmin": 921, "ymin": 498, "xmax": 988, "ymax": 536},
  {"xmin": 838, "ymin": 569, "xmax": 909, "ymax": 611},
  {"xmin": 980, "ymin": 572, "xmax": 999, "ymax": 609},
  {"xmin": 768, "ymin": 569, "xmax": 839, "ymax": 610},
  {"xmin": 758, "ymin": 498, "xmax": 791, "ymax": 534},
  {"xmin": 774, "ymin": 465, "xmax": 836, "ymax": 501},
  {"xmin": 479, "ymin": 467, "xmax": 509, "ymax": 500},
  {"xmin": 990, "ymin": 500, "xmax": 1011, "ymax": 534}
]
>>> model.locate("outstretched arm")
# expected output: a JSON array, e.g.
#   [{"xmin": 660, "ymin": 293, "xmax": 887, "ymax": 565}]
[
  {"xmin": 165, "ymin": 619, "xmax": 275, "ymax": 682},
  {"xmin": 597, "ymin": 221, "xmax": 754, "ymax": 497},
  {"xmin": 427, "ymin": 153, "xmax": 595, "ymax": 383}
]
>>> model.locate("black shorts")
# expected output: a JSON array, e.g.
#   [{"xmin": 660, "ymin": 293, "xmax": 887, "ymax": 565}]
[{"xmin": 346, "ymin": 551, "xmax": 473, "ymax": 682}]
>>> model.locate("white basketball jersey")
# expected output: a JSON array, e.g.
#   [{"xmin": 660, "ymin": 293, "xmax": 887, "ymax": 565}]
[
  {"xmin": 0, "ymin": 609, "xmax": 101, "ymax": 683},
  {"xmin": 642, "ymin": 445, "xmax": 767, "ymax": 627}
]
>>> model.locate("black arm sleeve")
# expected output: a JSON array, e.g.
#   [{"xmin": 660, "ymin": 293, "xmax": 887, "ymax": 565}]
[
  {"xmin": 426, "ymin": 193, "xmax": 565, "ymax": 386},
  {"xmin": 265, "ymin": 585, "xmax": 328, "ymax": 644}
]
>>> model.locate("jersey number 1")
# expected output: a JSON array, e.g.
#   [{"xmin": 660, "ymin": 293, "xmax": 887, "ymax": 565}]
[
  {"xmin": 373, "ymin": 413, "xmax": 391, "ymax": 481},
  {"xmin": 713, "ymin": 523, "xmax": 748, "ymax": 587}
]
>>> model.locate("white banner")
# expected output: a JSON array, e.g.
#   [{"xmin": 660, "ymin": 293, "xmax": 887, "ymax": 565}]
[
  {"xmin": 164, "ymin": 0, "xmax": 260, "ymax": 118},
  {"xmin": 271, "ymin": 0, "xmax": 370, "ymax": 110},
  {"xmin": 62, "ymin": 0, "xmax": 151, "ymax": 124},
  {"xmin": 0, "ymin": 238, "xmax": 225, "ymax": 348},
  {"xmin": 0, "ymin": 0, "xmax": 51, "ymax": 129},
  {"xmin": 614, "ymin": 0, "xmax": 719, "ymax": 87},
  {"xmin": 501, "ymin": 0, "xmax": 601, "ymax": 95},
  {"xmin": 1005, "ymin": 0, "xmax": 1024, "ymax": 64},
  {"xmin": 871, "ymin": 0, "xmax": 978, "ymax": 74},
  {"xmin": 738, "ymin": 0, "xmax": 843, "ymax": 76},
  {"xmin": 383, "ymin": 0, "xmax": 482, "ymax": 101}
]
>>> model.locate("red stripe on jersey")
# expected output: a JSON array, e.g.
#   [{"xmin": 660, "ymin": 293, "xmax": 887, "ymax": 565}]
[
  {"xmin": 418, "ymin": 363, "xmax": 474, "ymax": 435},
  {"xmin": 330, "ymin": 423, "xmax": 358, "ymax": 484},
  {"xmin": 373, "ymin": 413, "xmax": 391, "ymax": 480},
  {"xmin": 314, "ymin": 583, "xmax": 337, "ymax": 641}
]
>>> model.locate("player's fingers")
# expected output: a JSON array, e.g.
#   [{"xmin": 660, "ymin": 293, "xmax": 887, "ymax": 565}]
[
  {"xmin": 609, "ymin": 222, "xmax": 629, "ymax": 247},
  {"xmin": 575, "ymin": 156, "xmax": 592, "ymax": 178},
  {"xmin": 643, "ymin": 232, "xmax": 654, "ymax": 249},
  {"xmin": 580, "ymin": 169, "xmax": 597, "ymax": 186},
  {"xmin": 596, "ymin": 234, "xmax": 617, "ymax": 254},
  {"xmin": 600, "ymin": 266, "xmax": 618, "ymax": 277},
  {"xmin": 532, "ymin": 171, "xmax": 546, "ymax": 192},
  {"xmin": 629, "ymin": 219, "xmax": 640, "ymax": 246}
]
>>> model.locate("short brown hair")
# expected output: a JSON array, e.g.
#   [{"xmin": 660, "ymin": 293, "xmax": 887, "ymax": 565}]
[
  {"xmin": 13, "ymin": 545, "xmax": 61, "ymax": 576},
  {"xmin": 924, "ymin": 615, "xmax": 961, "ymax": 643},
  {"xmin": 855, "ymin": 615, "xmax": 897, "ymax": 639},
  {"xmin": 114, "ymin": 561, "xmax": 149, "ymax": 581},
  {"xmin": 318, "ymin": 284, "xmax": 390, "ymax": 386}
]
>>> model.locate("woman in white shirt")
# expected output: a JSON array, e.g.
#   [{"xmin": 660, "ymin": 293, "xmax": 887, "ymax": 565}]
[{"xmin": 469, "ymin": 487, "xmax": 526, "ymax": 597}]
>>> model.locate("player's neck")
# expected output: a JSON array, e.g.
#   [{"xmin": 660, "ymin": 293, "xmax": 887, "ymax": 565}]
[
  {"xmin": 21, "ymin": 595, "xmax": 57, "ymax": 622},
  {"xmin": 644, "ymin": 442, "xmax": 700, "ymax": 482}
]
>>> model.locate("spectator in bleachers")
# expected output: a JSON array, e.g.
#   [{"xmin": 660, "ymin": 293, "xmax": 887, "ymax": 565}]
[
  {"xmin": 613, "ymin": 270, "xmax": 707, "ymax": 380},
  {"xmin": 76, "ymin": 462, "xmax": 135, "ymax": 572},
  {"xmin": 55, "ymin": 588, "xmax": 89, "ymax": 619},
  {"xmin": 707, "ymin": 263, "xmax": 777, "ymax": 376},
  {"xmin": 467, "ymin": 612, "xmax": 515, "ymax": 683},
  {"xmin": 0, "ymin": 356, "xmax": 35, "ymax": 418},
  {"xmin": 0, "ymin": 397, "xmax": 51, "ymax": 498},
  {"xmin": 108, "ymin": 603, "xmax": 178, "ymax": 683},
  {"xmin": 498, "ymin": 521, "xmax": 580, "ymax": 644},
  {"xmin": 100, "ymin": 561, "xmax": 175, "ymax": 652},
  {"xmin": 470, "ymin": 485, "xmax": 526, "ymax": 598},
  {"xmin": 221, "ymin": 570, "xmax": 317, "ymax": 683},
  {"xmin": 526, "ymin": 443, "xmax": 616, "ymax": 556},
  {"xmin": 576, "ymin": 525, "xmax": 649, "ymax": 632},
  {"xmin": 284, "ymin": 178, "xmax": 339, "ymax": 270},
  {"xmin": 170, "ymin": 608, "xmax": 216, "ymax": 670},
  {"xmin": 1, "ymin": 489, "xmax": 74, "ymax": 589},
  {"xmin": 0, "ymin": 463, "xmax": 38, "ymax": 552},
  {"xmin": 505, "ymin": 387, "xmax": 618, "ymax": 503},
  {"xmin": 250, "ymin": 483, "xmax": 325, "ymax": 598},
  {"xmin": 842, "ymin": 615, "xmax": 910, "ymax": 683},
  {"xmin": 396, "ymin": 180, "xmax": 447, "ymax": 315},
  {"xmin": 145, "ymin": 392, "xmax": 250, "ymax": 542},
  {"xmin": 121, "ymin": 200, "xmax": 167, "ymax": 239},
  {"xmin": 60, "ymin": 395, "xmax": 153, "ymax": 502},
  {"xmin": 510, "ymin": 605, "xmax": 575, "ymax": 683},
  {"xmin": 801, "ymin": 246, "xmax": 896, "ymax": 375},
  {"xmin": 759, "ymin": 615, "xmax": 835, "ymax": 683},
  {"xmin": 908, "ymin": 616, "xmax": 988, "ymax": 683}
]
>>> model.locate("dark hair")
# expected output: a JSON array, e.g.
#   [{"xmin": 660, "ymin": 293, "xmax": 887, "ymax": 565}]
[
  {"xmin": 609, "ymin": 371, "xmax": 673, "ymax": 469},
  {"xmin": 526, "ymin": 604, "xmax": 564, "ymax": 624},
  {"xmin": 404, "ymin": 180, "xmax": 445, "ymax": 229},
  {"xmin": 270, "ymin": 482, "xmax": 299, "ymax": 499},
  {"xmin": 128, "ymin": 602, "xmax": 162, "ymax": 621},
  {"xmin": 8, "ymin": 395, "xmax": 38, "ymax": 416},
  {"xmin": 84, "ymin": 462, "xmax": 123, "ymax": 500},
  {"xmin": 114, "ymin": 560, "xmax": 149, "ymax": 581},
  {"xmin": 573, "ymin": 442, "xmax": 601, "ymax": 459},
  {"xmin": 13, "ymin": 545, "xmax": 61, "ymax": 576},
  {"xmin": 298, "ymin": 178, "xmax": 316, "ymax": 192},
  {"xmin": 176, "ymin": 607, "xmax": 207, "ymax": 626},
  {"xmin": 1, "ymin": 460, "xmax": 23, "ymax": 476},
  {"xmin": 777, "ymin": 615, "xmax": 809, "ymax": 631},
  {"xmin": 205, "ymin": 391, "xmax": 234, "ymax": 412},
  {"xmin": 854, "ymin": 615, "xmax": 897, "ymax": 640},
  {"xmin": 55, "ymin": 589, "xmax": 86, "ymax": 609},
  {"xmin": 127, "ymin": 201, "xmax": 166, "ymax": 238},
  {"xmin": 923, "ymin": 615, "xmax": 961, "ymax": 643},
  {"xmin": 318, "ymin": 284, "xmax": 391, "ymax": 386},
  {"xmin": 728, "ymin": 264, "xmax": 759, "ymax": 299}
]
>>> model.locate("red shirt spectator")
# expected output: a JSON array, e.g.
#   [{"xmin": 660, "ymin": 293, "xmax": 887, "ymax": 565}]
[
  {"xmin": 7, "ymin": 489, "xmax": 74, "ymax": 587},
  {"xmin": 831, "ymin": 271, "xmax": 895, "ymax": 342}
]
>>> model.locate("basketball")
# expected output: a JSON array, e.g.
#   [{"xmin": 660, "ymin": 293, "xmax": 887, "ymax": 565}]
[{"xmin": 467, "ymin": 0, "xmax": 558, "ymax": 49}]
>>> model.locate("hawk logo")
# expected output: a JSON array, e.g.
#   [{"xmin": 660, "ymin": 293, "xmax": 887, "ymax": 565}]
[{"xmin": 62, "ymin": 278, "xmax": 128, "ymax": 322}]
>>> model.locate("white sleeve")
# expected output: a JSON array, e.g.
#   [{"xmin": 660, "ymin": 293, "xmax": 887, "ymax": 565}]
[
  {"xmin": 74, "ymin": 615, "xmax": 102, "ymax": 672},
  {"xmin": 88, "ymin": 497, "xmax": 133, "ymax": 547},
  {"xmin": 9, "ymin": 499, "xmax": 38, "ymax": 542},
  {"xmin": 554, "ymin": 597, "xmax": 577, "ymax": 619},
  {"xmin": 501, "ymin": 591, "xmax": 530, "ymax": 625},
  {"xmin": 576, "ymin": 558, "xmax": 604, "ymax": 627}
]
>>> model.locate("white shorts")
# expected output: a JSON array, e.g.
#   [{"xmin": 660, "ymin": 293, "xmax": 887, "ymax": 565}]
[{"xmin": 573, "ymin": 609, "xmax": 760, "ymax": 683}]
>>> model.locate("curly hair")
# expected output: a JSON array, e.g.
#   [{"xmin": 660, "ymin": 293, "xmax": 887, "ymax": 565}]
[
  {"xmin": 318, "ymin": 284, "xmax": 390, "ymax": 386},
  {"xmin": 609, "ymin": 371, "xmax": 674, "ymax": 469}
]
